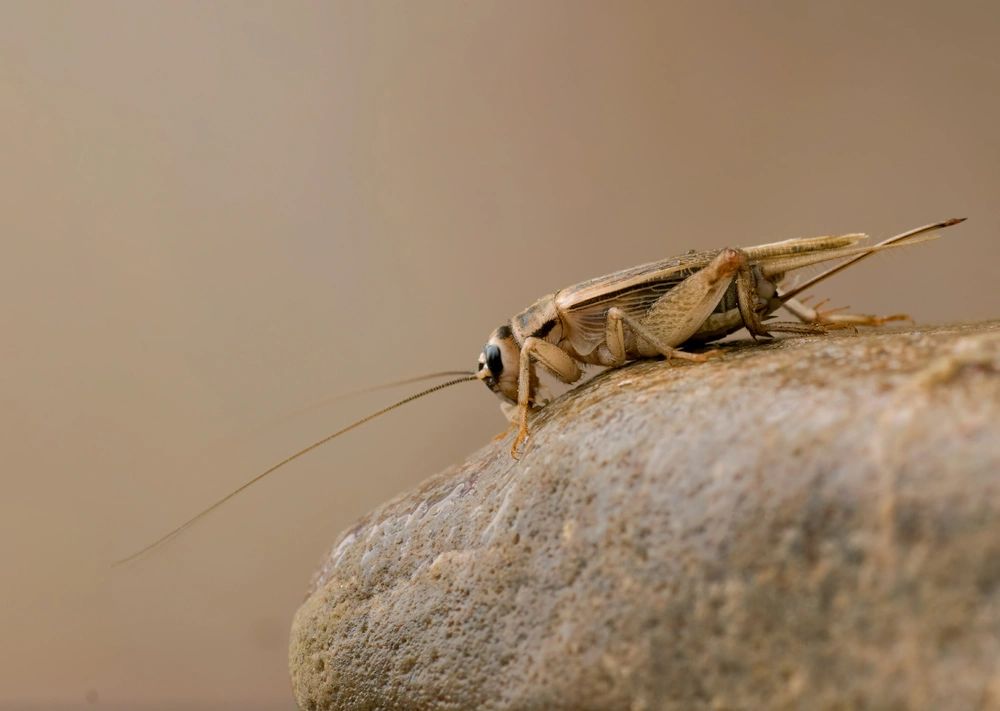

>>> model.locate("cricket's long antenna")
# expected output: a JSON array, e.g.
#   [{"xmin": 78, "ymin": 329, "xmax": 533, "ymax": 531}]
[
  {"xmin": 113, "ymin": 373, "xmax": 477, "ymax": 567},
  {"xmin": 778, "ymin": 218, "xmax": 965, "ymax": 303},
  {"xmin": 197, "ymin": 370, "xmax": 477, "ymax": 454},
  {"xmin": 289, "ymin": 370, "xmax": 476, "ymax": 412}
]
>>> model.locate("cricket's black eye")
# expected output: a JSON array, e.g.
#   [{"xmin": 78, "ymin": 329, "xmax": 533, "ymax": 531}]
[{"xmin": 485, "ymin": 344, "xmax": 503, "ymax": 377}]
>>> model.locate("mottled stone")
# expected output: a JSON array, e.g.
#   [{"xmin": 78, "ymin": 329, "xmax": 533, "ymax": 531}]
[{"xmin": 290, "ymin": 322, "xmax": 1000, "ymax": 711}]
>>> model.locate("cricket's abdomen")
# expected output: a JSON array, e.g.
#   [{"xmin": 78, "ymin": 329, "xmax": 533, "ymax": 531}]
[{"xmin": 683, "ymin": 305, "xmax": 745, "ymax": 344}]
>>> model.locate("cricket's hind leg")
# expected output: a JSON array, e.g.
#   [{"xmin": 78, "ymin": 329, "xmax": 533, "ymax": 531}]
[
  {"xmin": 605, "ymin": 307, "xmax": 722, "ymax": 365},
  {"xmin": 734, "ymin": 258, "xmax": 828, "ymax": 338},
  {"xmin": 781, "ymin": 295, "xmax": 910, "ymax": 329},
  {"xmin": 599, "ymin": 248, "xmax": 748, "ymax": 366}
]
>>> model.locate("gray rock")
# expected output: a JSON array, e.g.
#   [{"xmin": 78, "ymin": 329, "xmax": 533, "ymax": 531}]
[{"xmin": 290, "ymin": 322, "xmax": 1000, "ymax": 711}]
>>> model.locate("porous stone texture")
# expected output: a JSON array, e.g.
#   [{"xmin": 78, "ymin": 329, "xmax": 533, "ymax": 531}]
[{"xmin": 290, "ymin": 322, "xmax": 1000, "ymax": 711}]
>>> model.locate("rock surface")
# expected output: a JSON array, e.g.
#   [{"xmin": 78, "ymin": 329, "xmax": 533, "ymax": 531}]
[{"xmin": 290, "ymin": 322, "xmax": 1000, "ymax": 711}]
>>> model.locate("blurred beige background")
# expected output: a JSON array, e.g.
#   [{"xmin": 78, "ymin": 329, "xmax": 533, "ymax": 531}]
[{"xmin": 1, "ymin": 2, "xmax": 997, "ymax": 709}]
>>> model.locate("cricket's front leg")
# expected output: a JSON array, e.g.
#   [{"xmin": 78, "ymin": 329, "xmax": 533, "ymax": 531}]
[{"xmin": 512, "ymin": 337, "xmax": 582, "ymax": 458}]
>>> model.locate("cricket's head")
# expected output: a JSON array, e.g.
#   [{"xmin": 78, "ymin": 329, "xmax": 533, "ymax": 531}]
[{"xmin": 477, "ymin": 323, "xmax": 520, "ymax": 404}]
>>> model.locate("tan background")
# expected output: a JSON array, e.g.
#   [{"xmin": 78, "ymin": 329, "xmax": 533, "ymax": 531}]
[{"xmin": 1, "ymin": 2, "xmax": 997, "ymax": 709}]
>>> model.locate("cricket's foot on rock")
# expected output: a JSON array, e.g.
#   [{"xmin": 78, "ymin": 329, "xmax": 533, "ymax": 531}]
[{"xmin": 290, "ymin": 321, "xmax": 1000, "ymax": 711}]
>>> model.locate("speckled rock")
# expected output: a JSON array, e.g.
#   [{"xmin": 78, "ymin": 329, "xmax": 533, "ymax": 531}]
[{"xmin": 290, "ymin": 322, "xmax": 1000, "ymax": 711}]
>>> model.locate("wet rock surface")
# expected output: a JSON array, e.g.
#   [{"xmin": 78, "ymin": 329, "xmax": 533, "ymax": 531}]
[{"xmin": 290, "ymin": 322, "xmax": 1000, "ymax": 711}]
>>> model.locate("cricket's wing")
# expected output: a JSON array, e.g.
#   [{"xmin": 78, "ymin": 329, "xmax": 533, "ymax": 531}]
[
  {"xmin": 553, "ymin": 234, "xmax": 868, "ymax": 356},
  {"xmin": 555, "ymin": 250, "xmax": 719, "ymax": 355}
]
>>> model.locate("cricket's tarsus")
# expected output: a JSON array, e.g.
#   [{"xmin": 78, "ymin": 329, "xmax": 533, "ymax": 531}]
[{"xmin": 113, "ymin": 372, "xmax": 476, "ymax": 567}]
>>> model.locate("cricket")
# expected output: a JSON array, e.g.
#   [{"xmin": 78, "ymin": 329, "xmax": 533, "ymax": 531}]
[{"xmin": 116, "ymin": 217, "xmax": 964, "ymax": 565}]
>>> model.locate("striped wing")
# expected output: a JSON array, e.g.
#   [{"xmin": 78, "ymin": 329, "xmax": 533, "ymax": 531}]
[
  {"xmin": 554, "ymin": 250, "xmax": 719, "ymax": 355},
  {"xmin": 554, "ymin": 233, "xmax": 867, "ymax": 356}
]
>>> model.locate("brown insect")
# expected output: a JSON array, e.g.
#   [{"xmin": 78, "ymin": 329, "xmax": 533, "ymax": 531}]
[{"xmin": 477, "ymin": 219, "xmax": 963, "ymax": 455}]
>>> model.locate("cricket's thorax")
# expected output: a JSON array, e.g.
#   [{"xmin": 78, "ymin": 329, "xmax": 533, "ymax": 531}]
[{"xmin": 511, "ymin": 295, "xmax": 563, "ymax": 345}]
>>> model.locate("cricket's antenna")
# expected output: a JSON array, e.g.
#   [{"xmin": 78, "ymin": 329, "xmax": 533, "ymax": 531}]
[
  {"xmin": 198, "ymin": 370, "xmax": 478, "ymax": 453},
  {"xmin": 777, "ymin": 218, "xmax": 966, "ymax": 303},
  {"xmin": 287, "ymin": 370, "xmax": 477, "ymax": 414},
  {"xmin": 113, "ymin": 373, "xmax": 477, "ymax": 567}
]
